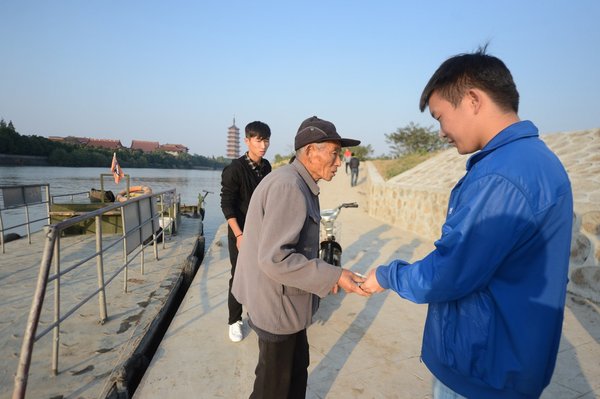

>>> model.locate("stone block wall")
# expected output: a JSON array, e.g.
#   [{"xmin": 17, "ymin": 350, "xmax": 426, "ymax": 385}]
[
  {"xmin": 364, "ymin": 128, "xmax": 600, "ymax": 302},
  {"xmin": 365, "ymin": 163, "xmax": 449, "ymax": 240}
]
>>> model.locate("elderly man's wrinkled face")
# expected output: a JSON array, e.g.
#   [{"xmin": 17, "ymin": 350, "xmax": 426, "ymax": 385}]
[{"xmin": 306, "ymin": 141, "xmax": 342, "ymax": 181}]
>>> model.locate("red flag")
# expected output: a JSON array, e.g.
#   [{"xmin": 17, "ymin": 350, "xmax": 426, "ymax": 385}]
[{"xmin": 111, "ymin": 153, "xmax": 124, "ymax": 184}]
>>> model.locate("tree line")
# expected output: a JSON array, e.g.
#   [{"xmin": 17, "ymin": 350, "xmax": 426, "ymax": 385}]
[
  {"xmin": 385, "ymin": 122, "xmax": 447, "ymax": 157},
  {"xmin": 0, "ymin": 119, "xmax": 229, "ymax": 169}
]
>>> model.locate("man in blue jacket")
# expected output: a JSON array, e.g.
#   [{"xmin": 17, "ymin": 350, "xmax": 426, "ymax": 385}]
[{"xmin": 362, "ymin": 46, "xmax": 573, "ymax": 399}]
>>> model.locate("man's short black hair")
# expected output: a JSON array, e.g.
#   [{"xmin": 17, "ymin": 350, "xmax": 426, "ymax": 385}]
[
  {"xmin": 245, "ymin": 121, "xmax": 271, "ymax": 139},
  {"xmin": 419, "ymin": 44, "xmax": 519, "ymax": 114}
]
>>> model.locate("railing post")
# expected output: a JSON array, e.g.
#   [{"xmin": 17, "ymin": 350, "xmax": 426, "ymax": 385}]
[
  {"xmin": 150, "ymin": 198, "xmax": 158, "ymax": 260},
  {"xmin": 162, "ymin": 217, "xmax": 167, "ymax": 249},
  {"xmin": 160, "ymin": 193, "xmax": 166, "ymax": 249},
  {"xmin": 12, "ymin": 226, "xmax": 57, "ymax": 399},
  {"xmin": 121, "ymin": 208, "xmax": 128, "ymax": 293},
  {"xmin": 173, "ymin": 194, "xmax": 178, "ymax": 233},
  {"xmin": 45, "ymin": 185, "xmax": 51, "ymax": 225},
  {"xmin": 95, "ymin": 216, "xmax": 108, "ymax": 323},
  {"xmin": 25, "ymin": 204, "xmax": 32, "ymax": 244},
  {"xmin": 153, "ymin": 214, "xmax": 159, "ymax": 261},
  {"xmin": 137, "ymin": 201, "xmax": 145, "ymax": 275},
  {"xmin": 0, "ymin": 212, "xmax": 5, "ymax": 254},
  {"xmin": 123, "ymin": 254, "xmax": 128, "ymax": 293},
  {"xmin": 52, "ymin": 236, "xmax": 61, "ymax": 375},
  {"xmin": 100, "ymin": 176, "xmax": 105, "ymax": 204}
]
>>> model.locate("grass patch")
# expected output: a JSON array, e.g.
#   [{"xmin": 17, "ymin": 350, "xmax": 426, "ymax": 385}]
[{"xmin": 371, "ymin": 152, "xmax": 440, "ymax": 180}]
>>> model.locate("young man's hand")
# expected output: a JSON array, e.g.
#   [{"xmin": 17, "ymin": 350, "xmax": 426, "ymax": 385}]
[
  {"xmin": 332, "ymin": 269, "xmax": 370, "ymax": 296},
  {"xmin": 359, "ymin": 269, "xmax": 385, "ymax": 295}
]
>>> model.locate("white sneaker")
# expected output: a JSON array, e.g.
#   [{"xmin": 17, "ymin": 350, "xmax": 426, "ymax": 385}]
[{"xmin": 228, "ymin": 320, "xmax": 243, "ymax": 342}]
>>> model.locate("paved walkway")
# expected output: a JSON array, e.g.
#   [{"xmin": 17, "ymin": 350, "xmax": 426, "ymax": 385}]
[{"xmin": 136, "ymin": 167, "xmax": 600, "ymax": 399}]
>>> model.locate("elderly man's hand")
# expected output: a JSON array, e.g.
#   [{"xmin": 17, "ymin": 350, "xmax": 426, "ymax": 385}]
[
  {"xmin": 331, "ymin": 269, "xmax": 370, "ymax": 297},
  {"xmin": 359, "ymin": 269, "xmax": 385, "ymax": 295}
]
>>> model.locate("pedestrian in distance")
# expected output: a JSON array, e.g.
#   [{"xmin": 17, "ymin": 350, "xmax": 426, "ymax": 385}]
[
  {"xmin": 232, "ymin": 116, "xmax": 370, "ymax": 399},
  {"xmin": 343, "ymin": 148, "xmax": 352, "ymax": 174},
  {"xmin": 349, "ymin": 152, "xmax": 360, "ymax": 187},
  {"xmin": 361, "ymin": 45, "xmax": 573, "ymax": 399},
  {"xmin": 220, "ymin": 121, "xmax": 272, "ymax": 342}
]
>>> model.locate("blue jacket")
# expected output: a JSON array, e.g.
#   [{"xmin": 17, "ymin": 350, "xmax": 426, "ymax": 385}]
[{"xmin": 377, "ymin": 121, "xmax": 573, "ymax": 399}]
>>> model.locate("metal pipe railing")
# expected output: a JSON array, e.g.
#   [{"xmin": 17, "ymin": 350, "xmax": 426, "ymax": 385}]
[
  {"xmin": 95, "ymin": 215, "xmax": 108, "ymax": 324},
  {"xmin": 11, "ymin": 188, "xmax": 176, "ymax": 399},
  {"xmin": 1, "ymin": 184, "xmax": 50, "ymax": 254},
  {"xmin": 50, "ymin": 191, "xmax": 90, "ymax": 203},
  {"xmin": 12, "ymin": 226, "xmax": 57, "ymax": 399}
]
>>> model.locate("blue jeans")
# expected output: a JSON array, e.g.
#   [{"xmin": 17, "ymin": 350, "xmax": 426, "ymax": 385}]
[{"xmin": 432, "ymin": 376, "xmax": 467, "ymax": 399}]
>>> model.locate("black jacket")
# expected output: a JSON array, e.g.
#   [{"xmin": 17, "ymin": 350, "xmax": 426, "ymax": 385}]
[{"xmin": 220, "ymin": 155, "xmax": 271, "ymax": 235}]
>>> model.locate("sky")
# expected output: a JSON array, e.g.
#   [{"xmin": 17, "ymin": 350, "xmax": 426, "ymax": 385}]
[{"xmin": 1, "ymin": 1, "xmax": 599, "ymax": 159}]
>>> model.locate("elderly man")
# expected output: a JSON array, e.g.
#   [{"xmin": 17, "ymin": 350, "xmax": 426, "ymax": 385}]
[{"xmin": 232, "ymin": 116, "xmax": 369, "ymax": 399}]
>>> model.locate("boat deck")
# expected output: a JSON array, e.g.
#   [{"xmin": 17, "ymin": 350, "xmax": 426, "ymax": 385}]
[{"xmin": 0, "ymin": 216, "xmax": 203, "ymax": 398}]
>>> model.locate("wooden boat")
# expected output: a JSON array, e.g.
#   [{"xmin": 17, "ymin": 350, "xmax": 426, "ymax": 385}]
[
  {"xmin": 50, "ymin": 201, "xmax": 124, "ymax": 235},
  {"xmin": 49, "ymin": 174, "xmax": 206, "ymax": 236}
]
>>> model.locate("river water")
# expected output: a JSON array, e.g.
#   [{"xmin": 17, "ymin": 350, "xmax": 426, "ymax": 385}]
[{"xmin": 0, "ymin": 166, "xmax": 224, "ymax": 244}]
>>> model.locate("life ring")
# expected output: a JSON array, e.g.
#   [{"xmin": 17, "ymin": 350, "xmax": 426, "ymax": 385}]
[{"xmin": 116, "ymin": 185, "xmax": 152, "ymax": 202}]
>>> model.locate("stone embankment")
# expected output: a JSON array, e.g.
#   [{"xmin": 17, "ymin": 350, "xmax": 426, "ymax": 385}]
[{"xmin": 366, "ymin": 128, "xmax": 600, "ymax": 302}]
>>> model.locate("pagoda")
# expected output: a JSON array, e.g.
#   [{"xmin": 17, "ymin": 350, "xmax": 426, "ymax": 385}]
[{"xmin": 226, "ymin": 118, "xmax": 240, "ymax": 159}]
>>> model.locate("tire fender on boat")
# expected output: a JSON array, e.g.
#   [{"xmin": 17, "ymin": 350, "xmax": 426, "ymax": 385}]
[{"xmin": 116, "ymin": 185, "xmax": 152, "ymax": 202}]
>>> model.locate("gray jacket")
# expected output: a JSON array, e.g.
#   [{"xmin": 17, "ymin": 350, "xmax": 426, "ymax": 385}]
[{"xmin": 232, "ymin": 159, "xmax": 342, "ymax": 335}]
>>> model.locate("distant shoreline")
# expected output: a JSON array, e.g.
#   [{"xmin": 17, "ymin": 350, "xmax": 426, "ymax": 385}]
[
  {"xmin": 0, "ymin": 153, "xmax": 48, "ymax": 166},
  {"xmin": 0, "ymin": 154, "xmax": 222, "ymax": 170}
]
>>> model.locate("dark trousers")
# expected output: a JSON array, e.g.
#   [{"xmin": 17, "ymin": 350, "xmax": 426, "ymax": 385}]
[
  {"xmin": 350, "ymin": 168, "xmax": 359, "ymax": 186},
  {"xmin": 250, "ymin": 329, "xmax": 309, "ymax": 399},
  {"xmin": 227, "ymin": 235, "xmax": 242, "ymax": 325}
]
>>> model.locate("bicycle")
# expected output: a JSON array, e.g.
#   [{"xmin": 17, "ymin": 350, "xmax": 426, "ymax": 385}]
[{"xmin": 319, "ymin": 202, "xmax": 358, "ymax": 266}]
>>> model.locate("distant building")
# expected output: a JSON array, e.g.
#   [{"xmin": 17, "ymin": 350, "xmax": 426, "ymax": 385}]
[
  {"xmin": 46, "ymin": 135, "xmax": 189, "ymax": 156},
  {"xmin": 48, "ymin": 136, "xmax": 90, "ymax": 146},
  {"xmin": 226, "ymin": 118, "xmax": 240, "ymax": 159},
  {"xmin": 131, "ymin": 140, "xmax": 160, "ymax": 153},
  {"xmin": 87, "ymin": 138, "xmax": 123, "ymax": 150},
  {"xmin": 70, "ymin": 137, "xmax": 90, "ymax": 146},
  {"xmin": 159, "ymin": 143, "xmax": 189, "ymax": 157}
]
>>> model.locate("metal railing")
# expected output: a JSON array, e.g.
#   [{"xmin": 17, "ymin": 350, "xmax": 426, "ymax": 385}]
[
  {"xmin": 51, "ymin": 190, "xmax": 90, "ymax": 203},
  {"xmin": 11, "ymin": 188, "xmax": 177, "ymax": 399},
  {"xmin": 0, "ymin": 184, "xmax": 51, "ymax": 254}
]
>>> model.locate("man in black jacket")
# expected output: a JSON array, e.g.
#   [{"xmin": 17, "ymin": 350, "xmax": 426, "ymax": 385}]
[
  {"xmin": 220, "ymin": 121, "xmax": 272, "ymax": 342},
  {"xmin": 349, "ymin": 153, "xmax": 360, "ymax": 187}
]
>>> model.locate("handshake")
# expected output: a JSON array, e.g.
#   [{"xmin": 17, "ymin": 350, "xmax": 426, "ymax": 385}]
[{"xmin": 332, "ymin": 269, "xmax": 386, "ymax": 297}]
